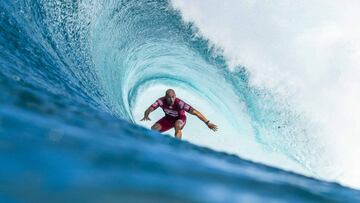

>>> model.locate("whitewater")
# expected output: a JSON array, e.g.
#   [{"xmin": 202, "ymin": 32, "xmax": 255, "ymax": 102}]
[
  {"xmin": 1, "ymin": 0, "xmax": 360, "ymax": 202},
  {"xmin": 172, "ymin": 0, "xmax": 360, "ymax": 188}
]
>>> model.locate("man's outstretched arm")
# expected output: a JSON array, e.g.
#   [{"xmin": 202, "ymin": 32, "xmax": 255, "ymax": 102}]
[
  {"xmin": 141, "ymin": 107, "xmax": 155, "ymax": 121},
  {"xmin": 188, "ymin": 108, "xmax": 218, "ymax": 131}
]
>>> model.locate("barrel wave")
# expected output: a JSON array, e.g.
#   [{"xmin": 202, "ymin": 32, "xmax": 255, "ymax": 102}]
[{"xmin": 1, "ymin": 0, "xmax": 359, "ymax": 202}]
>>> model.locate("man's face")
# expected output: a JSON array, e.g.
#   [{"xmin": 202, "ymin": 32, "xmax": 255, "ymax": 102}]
[{"xmin": 165, "ymin": 92, "xmax": 176, "ymax": 105}]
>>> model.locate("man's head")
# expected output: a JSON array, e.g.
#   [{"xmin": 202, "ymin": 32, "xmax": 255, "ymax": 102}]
[{"xmin": 165, "ymin": 89, "xmax": 176, "ymax": 105}]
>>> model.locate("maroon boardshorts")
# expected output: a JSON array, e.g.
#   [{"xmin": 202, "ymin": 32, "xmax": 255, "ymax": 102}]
[{"xmin": 156, "ymin": 115, "xmax": 187, "ymax": 132}]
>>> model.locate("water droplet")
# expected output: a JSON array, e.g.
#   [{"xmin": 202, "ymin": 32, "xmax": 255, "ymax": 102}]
[
  {"xmin": 12, "ymin": 75, "xmax": 21, "ymax": 81},
  {"xmin": 48, "ymin": 129, "xmax": 64, "ymax": 142}
]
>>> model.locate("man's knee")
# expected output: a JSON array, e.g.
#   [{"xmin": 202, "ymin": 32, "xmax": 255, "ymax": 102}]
[
  {"xmin": 151, "ymin": 123, "xmax": 161, "ymax": 131},
  {"xmin": 174, "ymin": 120, "xmax": 184, "ymax": 130}
]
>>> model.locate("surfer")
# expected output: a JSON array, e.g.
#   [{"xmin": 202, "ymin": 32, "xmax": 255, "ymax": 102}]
[{"xmin": 141, "ymin": 89, "xmax": 218, "ymax": 139}]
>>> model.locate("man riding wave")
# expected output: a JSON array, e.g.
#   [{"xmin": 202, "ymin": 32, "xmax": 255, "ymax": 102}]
[{"xmin": 141, "ymin": 89, "xmax": 218, "ymax": 139}]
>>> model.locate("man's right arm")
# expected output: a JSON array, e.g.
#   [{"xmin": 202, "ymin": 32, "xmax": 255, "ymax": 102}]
[
  {"xmin": 141, "ymin": 106, "xmax": 155, "ymax": 121},
  {"xmin": 141, "ymin": 99, "xmax": 161, "ymax": 121},
  {"xmin": 144, "ymin": 106, "xmax": 155, "ymax": 118}
]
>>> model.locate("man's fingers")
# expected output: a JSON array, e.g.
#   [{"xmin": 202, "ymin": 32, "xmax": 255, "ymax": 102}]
[
  {"xmin": 208, "ymin": 124, "xmax": 218, "ymax": 132},
  {"xmin": 213, "ymin": 125, "xmax": 218, "ymax": 131}
]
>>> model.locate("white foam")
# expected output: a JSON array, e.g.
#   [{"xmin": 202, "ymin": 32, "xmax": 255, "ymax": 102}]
[{"xmin": 172, "ymin": 0, "xmax": 360, "ymax": 189}]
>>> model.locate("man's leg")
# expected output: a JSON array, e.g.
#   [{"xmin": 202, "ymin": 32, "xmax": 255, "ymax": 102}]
[
  {"xmin": 152, "ymin": 116, "xmax": 172, "ymax": 132},
  {"xmin": 151, "ymin": 123, "xmax": 162, "ymax": 131},
  {"xmin": 174, "ymin": 119, "xmax": 185, "ymax": 139}
]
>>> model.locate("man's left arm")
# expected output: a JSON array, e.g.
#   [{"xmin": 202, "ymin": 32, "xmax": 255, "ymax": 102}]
[{"xmin": 188, "ymin": 108, "xmax": 218, "ymax": 132}]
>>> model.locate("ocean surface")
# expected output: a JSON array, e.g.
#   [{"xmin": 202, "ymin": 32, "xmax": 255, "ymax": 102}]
[{"xmin": 1, "ymin": 0, "xmax": 360, "ymax": 202}]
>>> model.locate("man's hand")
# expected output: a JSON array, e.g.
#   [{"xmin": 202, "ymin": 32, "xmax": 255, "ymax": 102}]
[
  {"xmin": 207, "ymin": 122, "xmax": 218, "ymax": 132},
  {"xmin": 140, "ymin": 116, "xmax": 151, "ymax": 121},
  {"xmin": 141, "ymin": 107, "xmax": 155, "ymax": 121}
]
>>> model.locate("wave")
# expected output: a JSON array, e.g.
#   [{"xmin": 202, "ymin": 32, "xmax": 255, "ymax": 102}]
[
  {"xmin": 1, "ymin": 0, "xmax": 359, "ymax": 190},
  {"xmin": 172, "ymin": 0, "xmax": 360, "ymax": 188}
]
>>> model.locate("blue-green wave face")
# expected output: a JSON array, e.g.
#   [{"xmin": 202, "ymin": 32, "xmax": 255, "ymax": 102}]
[{"xmin": 2, "ymin": 0, "xmax": 350, "ymax": 186}]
